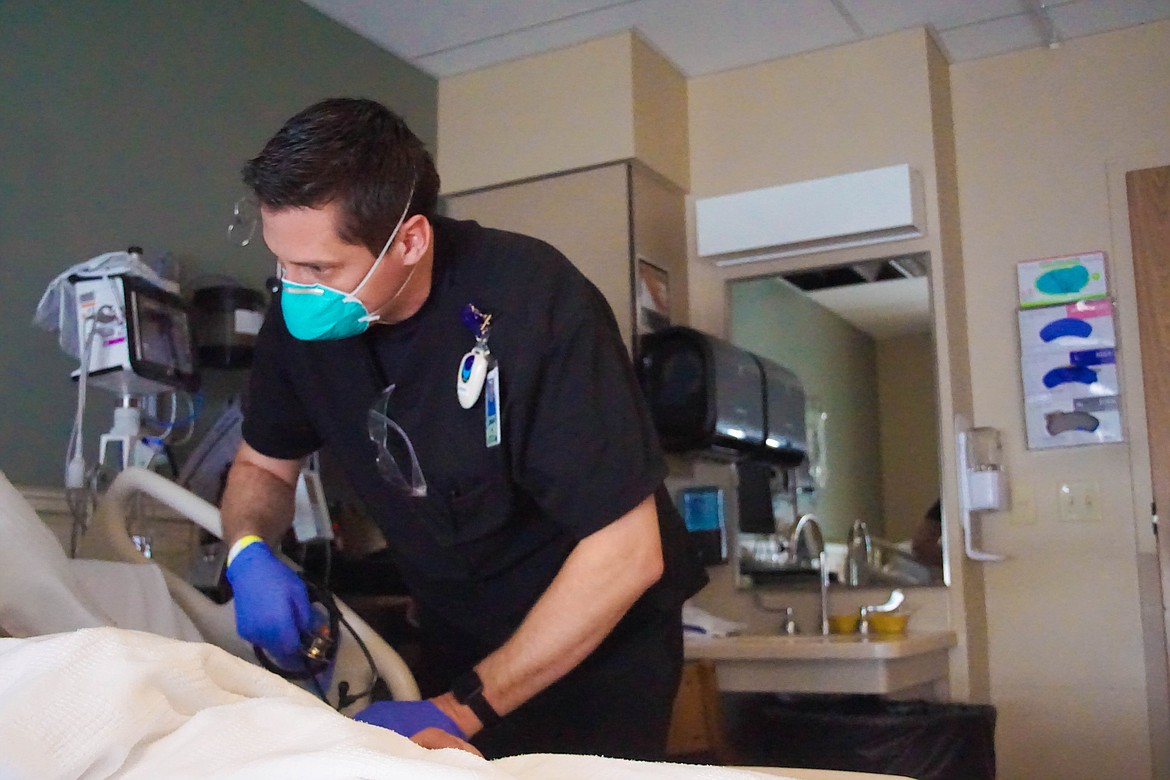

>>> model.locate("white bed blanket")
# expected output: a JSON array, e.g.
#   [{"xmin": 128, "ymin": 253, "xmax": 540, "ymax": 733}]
[
  {"xmin": 0, "ymin": 469, "xmax": 200, "ymax": 642},
  {"xmin": 0, "ymin": 628, "xmax": 784, "ymax": 780}
]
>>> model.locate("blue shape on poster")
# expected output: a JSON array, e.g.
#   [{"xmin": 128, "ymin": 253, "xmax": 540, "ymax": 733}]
[
  {"xmin": 1042, "ymin": 365, "xmax": 1098, "ymax": 388},
  {"xmin": 1039, "ymin": 317, "xmax": 1093, "ymax": 342},
  {"xmin": 1036, "ymin": 265, "xmax": 1090, "ymax": 295}
]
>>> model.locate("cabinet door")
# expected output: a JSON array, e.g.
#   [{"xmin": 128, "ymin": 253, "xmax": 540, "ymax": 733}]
[{"xmin": 444, "ymin": 164, "xmax": 635, "ymax": 348}]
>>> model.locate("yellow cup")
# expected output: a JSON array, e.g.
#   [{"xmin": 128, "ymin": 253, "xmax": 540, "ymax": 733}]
[
  {"xmin": 867, "ymin": 612, "xmax": 910, "ymax": 635},
  {"xmin": 828, "ymin": 613, "xmax": 861, "ymax": 634}
]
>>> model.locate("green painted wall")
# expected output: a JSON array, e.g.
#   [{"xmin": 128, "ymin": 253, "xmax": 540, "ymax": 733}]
[
  {"xmin": 729, "ymin": 277, "xmax": 883, "ymax": 541},
  {"xmin": 0, "ymin": 1, "xmax": 436, "ymax": 486}
]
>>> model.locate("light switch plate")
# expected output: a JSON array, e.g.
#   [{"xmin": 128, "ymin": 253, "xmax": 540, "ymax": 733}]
[{"xmin": 1058, "ymin": 481, "xmax": 1102, "ymax": 522}]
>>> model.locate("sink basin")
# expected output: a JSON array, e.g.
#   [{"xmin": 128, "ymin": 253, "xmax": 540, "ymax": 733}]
[
  {"xmin": 685, "ymin": 630, "xmax": 956, "ymax": 661},
  {"xmin": 683, "ymin": 630, "xmax": 958, "ymax": 696}
]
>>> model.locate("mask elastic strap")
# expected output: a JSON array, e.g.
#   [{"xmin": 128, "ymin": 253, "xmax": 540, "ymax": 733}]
[
  {"xmin": 344, "ymin": 185, "xmax": 416, "ymax": 305},
  {"xmin": 358, "ymin": 261, "xmax": 419, "ymax": 324}
]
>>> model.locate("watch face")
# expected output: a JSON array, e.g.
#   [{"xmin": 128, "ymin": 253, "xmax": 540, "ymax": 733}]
[{"xmin": 454, "ymin": 670, "xmax": 483, "ymax": 701}]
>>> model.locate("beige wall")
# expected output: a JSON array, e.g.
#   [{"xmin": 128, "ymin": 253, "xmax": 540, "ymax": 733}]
[
  {"xmin": 438, "ymin": 34, "xmax": 635, "ymax": 195},
  {"xmin": 951, "ymin": 20, "xmax": 1170, "ymax": 779},
  {"xmin": 631, "ymin": 35, "xmax": 690, "ymax": 191},
  {"xmin": 438, "ymin": 31, "xmax": 690, "ymax": 195},
  {"xmin": 435, "ymin": 19, "xmax": 1170, "ymax": 779}
]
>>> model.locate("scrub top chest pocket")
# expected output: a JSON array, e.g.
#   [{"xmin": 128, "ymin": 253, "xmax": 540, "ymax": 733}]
[
  {"xmin": 402, "ymin": 377, "xmax": 524, "ymax": 580},
  {"xmin": 433, "ymin": 469, "xmax": 532, "ymax": 581}
]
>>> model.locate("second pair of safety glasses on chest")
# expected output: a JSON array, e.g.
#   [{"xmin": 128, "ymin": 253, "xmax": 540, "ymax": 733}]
[
  {"xmin": 367, "ymin": 383, "xmax": 427, "ymax": 498},
  {"xmin": 365, "ymin": 304, "xmax": 500, "ymax": 496}
]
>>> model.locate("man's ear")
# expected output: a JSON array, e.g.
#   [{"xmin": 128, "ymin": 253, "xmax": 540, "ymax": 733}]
[{"xmin": 398, "ymin": 214, "xmax": 432, "ymax": 267}]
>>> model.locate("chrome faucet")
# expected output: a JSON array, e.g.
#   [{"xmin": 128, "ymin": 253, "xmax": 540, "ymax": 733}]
[
  {"xmin": 845, "ymin": 518, "xmax": 872, "ymax": 587},
  {"xmin": 789, "ymin": 513, "xmax": 830, "ymax": 635}
]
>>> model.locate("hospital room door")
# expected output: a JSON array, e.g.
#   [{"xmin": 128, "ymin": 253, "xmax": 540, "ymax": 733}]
[{"xmin": 1129, "ymin": 164, "xmax": 1170, "ymax": 677}]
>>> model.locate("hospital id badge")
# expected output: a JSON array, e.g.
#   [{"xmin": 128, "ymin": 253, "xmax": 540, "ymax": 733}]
[{"xmin": 484, "ymin": 363, "xmax": 502, "ymax": 448}]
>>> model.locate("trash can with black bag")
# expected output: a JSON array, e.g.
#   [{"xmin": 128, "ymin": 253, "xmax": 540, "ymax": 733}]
[{"xmin": 724, "ymin": 693, "xmax": 996, "ymax": 780}]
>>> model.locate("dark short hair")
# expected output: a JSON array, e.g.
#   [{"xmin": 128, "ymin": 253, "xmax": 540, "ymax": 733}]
[{"xmin": 242, "ymin": 98, "xmax": 440, "ymax": 255}]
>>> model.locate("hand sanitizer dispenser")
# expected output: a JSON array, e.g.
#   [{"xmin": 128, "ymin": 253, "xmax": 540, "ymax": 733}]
[
  {"xmin": 964, "ymin": 427, "xmax": 1007, "ymax": 511},
  {"xmin": 957, "ymin": 424, "xmax": 1008, "ymax": 561}
]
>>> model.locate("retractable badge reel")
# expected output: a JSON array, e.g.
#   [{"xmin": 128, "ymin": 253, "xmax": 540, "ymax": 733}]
[
  {"xmin": 459, "ymin": 303, "xmax": 503, "ymax": 448},
  {"xmin": 457, "ymin": 304, "xmax": 492, "ymax": 409}
]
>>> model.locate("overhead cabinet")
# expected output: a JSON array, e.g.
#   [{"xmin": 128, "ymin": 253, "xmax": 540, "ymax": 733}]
[{"xmin": 443, "ymin": 161, "xmax": 688, "ymax": 351}]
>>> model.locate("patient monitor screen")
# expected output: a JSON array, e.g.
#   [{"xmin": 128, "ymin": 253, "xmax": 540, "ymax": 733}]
[{"xmin": 126, "ymin": 278, "xmax": 198, "ymax": 390}]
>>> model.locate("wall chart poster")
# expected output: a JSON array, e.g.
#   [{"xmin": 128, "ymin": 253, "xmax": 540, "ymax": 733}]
[
  {"xmin": 1017, "ymin": 251, "xmax": 1108, "ymax": 308},
  {"xmin": 1017, "ymin": 255, "xmax": 1124, "ymax": 449}
]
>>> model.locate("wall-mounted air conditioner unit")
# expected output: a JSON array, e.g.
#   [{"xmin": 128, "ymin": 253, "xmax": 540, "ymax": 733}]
[{"xmin": 695, "ymin": 164, "xmax": 926, "ymax": 267}]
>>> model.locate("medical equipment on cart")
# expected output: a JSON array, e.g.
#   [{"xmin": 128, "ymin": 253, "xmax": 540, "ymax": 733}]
[{"xmin": 34, "ymin": 248, "xmax": 201, "ymax": 554}]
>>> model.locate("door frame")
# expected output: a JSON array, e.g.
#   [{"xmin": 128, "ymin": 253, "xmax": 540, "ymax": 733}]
[{"xmin": 1107, "ymin": 151, "xmax": 1170, "ymax": 778}]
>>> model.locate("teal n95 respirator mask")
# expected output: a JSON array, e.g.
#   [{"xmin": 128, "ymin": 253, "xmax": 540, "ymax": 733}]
[{"xmin": 280, "ymin": 191, "xmax": 416, "ymax": 341}]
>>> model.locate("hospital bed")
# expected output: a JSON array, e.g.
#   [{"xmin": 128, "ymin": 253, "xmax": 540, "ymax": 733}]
[{"xmin": 0, "ymin": 467, "xmax": 910, "ymax": 779}]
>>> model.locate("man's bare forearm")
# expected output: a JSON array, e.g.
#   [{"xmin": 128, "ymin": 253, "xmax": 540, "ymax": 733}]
[
  {"xmin": 220, "ymin": 451, "xmax": 300, "ymax": 545},
  {"xmin": 432, "ymin": 494, "xmax": 664, "ymax": 736}
]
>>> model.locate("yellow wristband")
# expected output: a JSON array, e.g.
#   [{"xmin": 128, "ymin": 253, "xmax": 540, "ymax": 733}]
[{"xmin": 227, "ymin": 535, "xmax": 265, "ymax": 567}]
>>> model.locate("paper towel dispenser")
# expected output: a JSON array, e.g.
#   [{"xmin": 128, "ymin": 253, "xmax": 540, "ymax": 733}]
[
  {"xmin": 758, "ymin": 357, "xmax": 807, "ymax": 462},
  {"xmin": 639, "ymin": 327, "xmax": 806, "ymax": 466}
]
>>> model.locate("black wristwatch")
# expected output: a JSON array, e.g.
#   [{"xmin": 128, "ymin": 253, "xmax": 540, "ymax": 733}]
[{"xmin": 451, "ymin": 669, "xmax": 501, "ymax": 728}]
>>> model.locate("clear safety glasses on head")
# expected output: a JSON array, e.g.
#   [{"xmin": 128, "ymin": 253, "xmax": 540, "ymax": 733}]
[
  {"xmin": 227, "ymin": 197, "xmax": 259, "ymax": 247},
  {"xmin": 367, "ymin": 384, "xmax": 427, "ymax": 497},
  {"xmin": 278, "ymin": 186, "xmax": 417, "ymax": 341}
]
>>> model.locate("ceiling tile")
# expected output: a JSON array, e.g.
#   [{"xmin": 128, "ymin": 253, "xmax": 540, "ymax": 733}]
[
  {"xmin": 302, "ymin": 0, "xmax": 631, "ymax": 59},
  {"xmin": 420, "ymin": 0, "xmax": 860, "ymax": 79},
  {"xmin": 1048, "ymin": 0, "xmax": 1170, "ymax": 40},
  {"xmin": 635, "ymin": 0, "xmax": 859, "ymax": 76},
  {"xmin": 416, "ymin": 1, "xmax": 646, "ymax": 77},
  {"xmin": 299, "ymin": 0, "xmax": 1170, "ymax": 78},
  {"xmin": 938, "ymin": 12, "xmax": 1045, "ymax": 61},
  {"xmin": 838, "ymin": 0, "xmax": 1024, "ymax": 36}
]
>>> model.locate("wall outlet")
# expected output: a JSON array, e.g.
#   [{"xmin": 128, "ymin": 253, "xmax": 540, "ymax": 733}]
[{"xmin": 1058, "ymin": 481, "xmax": 1102, "ymax": 523}]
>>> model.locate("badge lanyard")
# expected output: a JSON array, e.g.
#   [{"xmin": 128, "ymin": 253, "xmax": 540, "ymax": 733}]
[{"xmin": 458, "ymin": 303, "xmax": 502, "ymax": 448}]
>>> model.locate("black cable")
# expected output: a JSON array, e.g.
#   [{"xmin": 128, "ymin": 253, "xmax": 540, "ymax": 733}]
[
  {"xmin": 334, "ymin": 608, "xmax": 381, "ymax": 710},
  {"xmin": 162, "ymin": 443, "xmax": 180, "ymax": 478},
  {"xmin": 322, "ymin": 541, "xmax": 333, "ymax": 589},
  {"xmin": 250, "ymin": 576, "xmax": 384, "ymax": 711}
]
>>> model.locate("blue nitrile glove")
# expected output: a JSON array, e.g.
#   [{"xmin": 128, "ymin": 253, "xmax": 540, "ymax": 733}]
[
  {"xmin": 225, "ymin": 539, "xmax": 312, "ymax": 665},
  {"xmin": 354, "ymin": 700, "xmax": 466, "ymax": 739}
]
